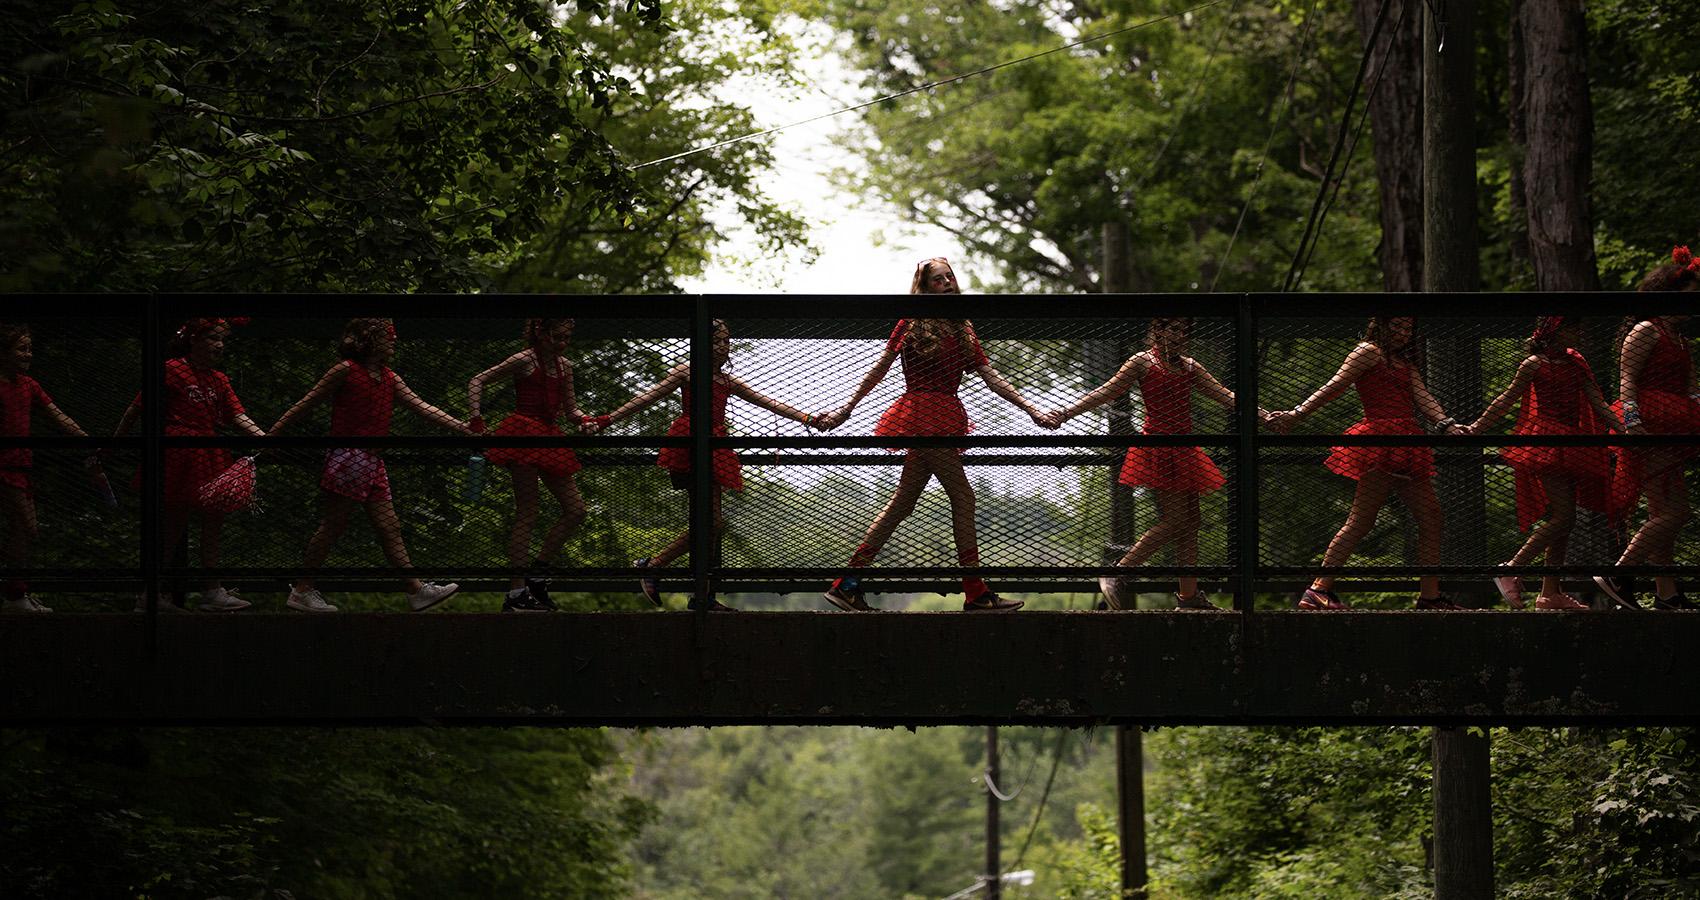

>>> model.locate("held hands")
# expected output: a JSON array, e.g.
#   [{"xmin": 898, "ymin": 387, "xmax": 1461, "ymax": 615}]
[
  {"xmin": 1262, "ymin": 410, "xmax": 1296, "ymax": 434},
  {"xmin": 578, "ymin": 414, "xmax": 612, "ymax": 435},
  {"xmin": 813, "ymin": 408, "xmax": 851, "ymax": 431},
  {"xmin": 1031, "ymin": 408, "xmax": 1063, "ymax": 429}
]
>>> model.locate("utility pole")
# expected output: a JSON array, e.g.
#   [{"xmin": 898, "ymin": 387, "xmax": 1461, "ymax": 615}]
[
  {"xmin": 985, "ymin": 726, "xmax": 1001, "ymax": 900},
  {"xmin": 1422, "ymin": 3, "xmax": 1493, "ymax": 899},
  {"xmin": 1100, "ymin": 219, "xmax": 1148, "ymax": 900}
]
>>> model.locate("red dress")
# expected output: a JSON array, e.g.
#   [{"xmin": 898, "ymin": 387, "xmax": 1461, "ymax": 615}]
[
  {"xmin": 0, "ymin": 374, "xmax": 52, "ymax": 492},
  {"xmin": 1500, "ymin": 350, "xmax": 1612, "ymax": 531},
  {"xmin": 874, "ymin": 320, "xmax": 988, "ymax": 443},
  {"xmin": 656, "ymin": 377, "xmax": 742, "ymax": 492},
  {"xmin": 486, "ymin": 352, "xmax": 581, "ymax": 477},
  {"xmin": 320, "ymin": 363, "xmax": 396, "ymax": 502},
  {"xmin": 129, "ymin": 359, "xmax": 247, "ymax": 507},
  {"xmin": 1610, "ymin": 321, "xmax": 1700, "ymax": 519},
  {"xmin": 1324, "ymin": 359, "xmax": 1435, "ymax": 480},
  {"xmin": 1118, "ymin": 358, "xmax": 1225, "ymax": 493}
]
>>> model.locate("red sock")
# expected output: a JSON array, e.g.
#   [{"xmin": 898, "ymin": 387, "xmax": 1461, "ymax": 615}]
[{"xmin": 962, "ymin": 577, "xmax": 989, "ymax": 600}]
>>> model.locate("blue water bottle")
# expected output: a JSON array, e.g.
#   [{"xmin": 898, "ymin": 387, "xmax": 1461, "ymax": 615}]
[{"xmin": 463, "ymin": 454, "xmax": 486, "ymax": 505}]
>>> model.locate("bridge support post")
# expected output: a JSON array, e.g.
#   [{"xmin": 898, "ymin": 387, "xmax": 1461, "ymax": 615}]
[
  {"xmin": 1116, "ymin": 725, "xmax": 1148, "ymax": 898},
  {"xmin": 1432, "ymin": 727, "xmax": 1493, "ymax": 899}
]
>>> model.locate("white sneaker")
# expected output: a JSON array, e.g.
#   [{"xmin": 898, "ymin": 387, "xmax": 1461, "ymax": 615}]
[
  {"xmin": 2, "ymin": 596, "xmax": 46, "ymax": 613},
  {"xmin": 25, "ymin": 594, "xmax": 53, "ymax": 612},
  {"xmin": 407, "ymin": 582, "xmax": 458, "ymax": 612},
  {"xmin": 197, "ymin": 587, "xmax": 251, "ymax": 612},
  {"xmin": 1098, "ymin": 575, "xmax": 1129, "ymax": 610},
  {"xmin": 286, "ymin": 588, "xmax": 338, "ymax": 613}
]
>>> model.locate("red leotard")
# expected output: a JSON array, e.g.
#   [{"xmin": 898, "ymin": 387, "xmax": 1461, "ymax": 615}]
[
  {"xmin": 874, "ymin": 319, "xmax": 989, "ymax": 442},
  {"xmin": 330, "ymin": 362, "xmax": 395, "ymax": 437},
  {"xmin": 1324, "ymin": 357, "xmax": 1435, "ymax": 480},
  {"xmin": 1501, "ymin": 350, "xmax": 1611, "ymax": 530},
  {"xmin": 487, "ymin": 351, "xmax": 582, "ymax": 477},
  {"xmin": 656, "ymin": 376, "xmax": 742, "ymax": 491},
  {"xmin": 0, "ymin": 374, "xmax": 51, "ymax": 490},
  {"xmin": 1118, "ymin": 357, "xmax": 1224, "ymax": 493}
]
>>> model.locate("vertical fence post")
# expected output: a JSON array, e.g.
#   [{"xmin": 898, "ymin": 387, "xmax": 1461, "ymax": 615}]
[
  {"xmin": 690, "ymin": 297, "xmax": 715, "ymax": 604},
  {"xmin": 141, "ymin": 297, "xmax": 164, "ymax": 642},
  {"xmin": 1233, "ymin": 294, "xmax": 1259, "ymax": 612}
]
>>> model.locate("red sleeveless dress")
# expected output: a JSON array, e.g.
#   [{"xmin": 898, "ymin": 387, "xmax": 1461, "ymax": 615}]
[
  {"xmin": 1610, "ymin": 320, "xmax": 1700, "ymax": 519},
  {"xmin": 1118, "ymin": 358, "xmax": 1225, "ymax": 493},
  {"xmin": 656, "ymin": 377, "xmax": 742, "ymax": 491},
  {"xmin": 486, "ymin": 353, "xmax": 581, "ymax": 477},
  {"xmin": 0, "ymin": 374, "xmax": 52, "ymax": 492},
  {"xmin": 1324, "ymin": 359, "xmax": 1435, "ymax": 480},
  {"xmin": 320, "ymin": 363, "xmax": 395, "ymax": 502},
  {"xmin": 874, "ymin": 320, "xmax": 987, "ymax": 446},
  {"xmin": 1500, "ymin": 350, "xmax": 1612, "ymax": 531}
]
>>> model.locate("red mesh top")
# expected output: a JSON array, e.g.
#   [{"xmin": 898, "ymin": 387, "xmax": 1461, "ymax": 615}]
[
  {"xmin": 887, "ymin": 319, "xmax": 989, "ymax": 394},
  {"xmin": 514, "ymin": 353, "xmax": 566, "ymax": 420},
  {"xmin": 1640, "ymin": 320, "xmax": 1692, "ymax": 395},
  {"xmin": 1139, "ymin": 358, "xmax": 1194, "ymax": 434},
  {"xmin": 0, "ymin": 374, "xmax": 51, "ymax": 468},
  {"xmin": 1527, "ymin": 352, "xmax": 1588, "ymax": 423},
  {"xmin": 330, "ymin": 363, "xmax": 396, "ymax": 437},
  {"xmin": 1354, "ymin": 359, "xmax": 1418, "ymax": 420}
]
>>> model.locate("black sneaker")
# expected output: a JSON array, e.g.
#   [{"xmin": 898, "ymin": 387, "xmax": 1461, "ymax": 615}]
[
  {"xmin": 634, "ymin": 557, "xmax": 663, "ymax": 608},
  {"xmin": 687, "ymin": 595, "xmax": 738, "ymax": 612},
  {"xmin": 824, "ymin": 576, "xmax": 876, "ymax": 611},
  {"xmin": 1414, "ymin": 594, "xmax": 1463, "ymax": 611},
  {"xmin": 502, "ymin": 588, "xmax": 552, "ymax": 613},
  {"xmin": 525, "ymin": 576, "xmax": 558, "ymax": 611},
  {"xmin": 1592, "ymin": 576, "xmax": 1642, "ymax": 610},
  {"xmin": 1653, "ymin": 593, "xmax": 1699, "ymax": 611}
]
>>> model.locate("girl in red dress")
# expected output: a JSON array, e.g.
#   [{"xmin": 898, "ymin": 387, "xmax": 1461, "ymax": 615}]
[
  {"xmin": 468, "ymin": 319, "xmax": 589, "ymax": 613},
  {"xmin": 818, "ymin": 258, "xmax": 1050, "ymax": 612},
  {"xmin": 114, "ymin": 318, "xmax": 265, "ymax": 612},
  {"xmin": 1593, "ymin": 246, "xmax": 1700, "ymax": 611},
  {"xmin": 270, "ymin": 318, "xmax": 471, "ymax": 613},
  {"xmin": 589, "ymin": 319, "xmax": 824, "ymax": 611},
  {"xmin": 1, "ymin": 323, "xmax": 92, "ymax": 613},
  {"xmin": 1050, "ymin": 317, "xmax": 1252, "ymax": 610},
  {"xmin": 1270, "ymin": 317, "xmax": 1466, "ymax": 610},
  {"xmin": 1468, "ymin": 316, "xmax": 1620, "ymax": 610}
]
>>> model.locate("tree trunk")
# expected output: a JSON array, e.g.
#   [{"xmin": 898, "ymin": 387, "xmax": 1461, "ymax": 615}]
[
  {"xmin": 1521, "ymin": 0, "xmax": 1599, "ymax": 291},
  {"xmin": 1507, "ymin": 0, "xmax": 1531, "ymax": 283},
  {"xmin": 1355, "ymin": 0, "xmax": 1424, "ymax": 292}
]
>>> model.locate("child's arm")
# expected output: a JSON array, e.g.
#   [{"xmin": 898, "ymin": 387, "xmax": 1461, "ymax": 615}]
[
  {"xmin": 1468, "ymin": 355, "xmax": 1540, "ymax": 434},
  {"xmin": 1279, "ymin": 342, "xmax": 1379, "ymax": 429},
  {"xmin": 1583, "ymin": 377, "xmax": 1626, "ymax": 432},
  {"xmin": 233, "ymin": 413, "xmax": 266, "ymax": 439},
  {"xmin": 973, "ymin": 363, "xmax": 1047, "ymax": 425},
  {"xmin": 269, "ymin": 362, "xmax": 351, "ymax": 434},
  {"xmin": 395, "ymin": 375, "xmax": 473, "ymax": 434},
  {"xmin": 42, "ymin": 400, "xmax": 87, "ymax": 438},
  {"xmin": 821, "ymin": 348, "xmax": 898, "ymax": 430},
  {"xmin": 1411, "ymin": 370, "xmax": 1466, "ymax": 434},
  {"xmin": 1191, "ymin": 359, "xmax": 1237, "ymax": 409},
  {"xmin": 561, "ymin": 357, "xmax": 584, "ymax": 424},
  {"xmin": 112, "ymin": 396, "xmax": 140, "ymax": 437},
  {"xmin": 595, "ymin": 365, "xmax": 690, "ymax": 431},
  {"xmin": 1619, "ymin": 322, "xmax": 1660, "ymax": 434},
  {"xmin": 728, "ymin": 375, "xmax": 817, "ymax": 427},
  {"xmin": 467, "ymin": 349, "xmax": 531, "ymax": 432},
  {"xmin": 1055, "ymin": 353, "xmax": 1146, "ymax": 424}
]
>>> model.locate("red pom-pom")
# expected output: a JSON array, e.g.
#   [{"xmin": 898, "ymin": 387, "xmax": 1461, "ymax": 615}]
[{"xmin": 469, "ymin": 415, "xmax": 486, "ymax": 435}]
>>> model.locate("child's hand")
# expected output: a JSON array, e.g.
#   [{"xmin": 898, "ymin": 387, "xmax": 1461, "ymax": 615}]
[
  {"xmin": 815, "ymin": 409, "xmax": 847, "ymax": 430},
  {"xmin": 1032, "ymin": 409, "xmax": 1062, "ymax": 429},
  {"xmin": 469, "ymin": 415, "xmax": 486, "ymax": 435},
  {"xmin": 1263, "ymin": 410, "xmax": 1294, "ymax": 434},
  {"xmin": 579, "ymin": 414, "xmax": 611, "ymax": 435}
]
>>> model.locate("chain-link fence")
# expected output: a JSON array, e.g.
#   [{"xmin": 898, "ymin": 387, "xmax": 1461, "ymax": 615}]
[{"xmin": 1, "ymin": 294, "xmax": 1696, "ymax": 614}]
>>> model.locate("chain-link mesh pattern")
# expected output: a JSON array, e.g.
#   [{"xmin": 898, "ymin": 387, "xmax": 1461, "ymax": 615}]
[{"xmin": 3, "ymin": 299, "xmax": 1697, "ymax": 613}]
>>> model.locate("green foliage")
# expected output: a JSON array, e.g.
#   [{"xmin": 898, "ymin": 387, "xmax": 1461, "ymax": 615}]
[{"xmin": 0, "ymin": 727, "xmax": 648, "ymax": 897}]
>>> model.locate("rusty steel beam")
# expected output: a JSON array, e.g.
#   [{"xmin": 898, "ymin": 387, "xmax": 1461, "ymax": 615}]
[{"xmin": 1, "ymin": 612, "xmax": 1695, "ymax": 726}]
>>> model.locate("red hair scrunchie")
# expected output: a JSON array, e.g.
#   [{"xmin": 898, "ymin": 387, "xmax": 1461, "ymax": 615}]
[{"xmin": 1675, "ymin": 245, "xmax": 1700, "ymax": 274}]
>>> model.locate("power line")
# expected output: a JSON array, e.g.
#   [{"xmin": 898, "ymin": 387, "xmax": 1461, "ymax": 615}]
[
  {"xmin": 1011, "ymin": 728, "xmax": 1073, "ymax": 869},
  {"xmin": 630, "ymin": 0, "xmax": 1233, "ymax": 171}
]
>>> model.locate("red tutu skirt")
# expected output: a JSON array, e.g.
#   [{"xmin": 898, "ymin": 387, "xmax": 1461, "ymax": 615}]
[
  {"xmin": 1501, "ymin": 417, "xmax": 1612, "ymax": 531},
  {"xmin": 132, "ymin": 447, "xmax": 233, "ymax": 508},
  {"xmin": 1325, "ymin": 418, "xmax": 1434, "ymax": 481},
  {"xmin": 1118, "ymin": 445, "xmax": 1225, "ymax": 493},
  {"xmin": 875, "ymin": 391, "xmax": 972, "ymax": 453},
  {"xmin": 1607, "ymin": 391, "xmax": 1700, "ymax": 521},
  {"xmin": 485, "ymin": 414, "xmax": 582, "ymax": 477},
  {"xmin": 656, "ymin": 417, "xmax": 742, "ymax": 491},
  {"xmin": 0, "ymin": 468, "xmax": 28, "ymax": 492}
]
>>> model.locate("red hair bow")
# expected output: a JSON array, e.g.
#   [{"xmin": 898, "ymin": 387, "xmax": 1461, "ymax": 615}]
[{"xmin": 1675, "ymin": 246, "xmax": 1700, "ymax": 274}]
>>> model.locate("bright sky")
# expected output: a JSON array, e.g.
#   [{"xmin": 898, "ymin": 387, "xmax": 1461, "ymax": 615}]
[{"xmin": 677, "ymin": 24, "xmax": 967, "ymax": 295}]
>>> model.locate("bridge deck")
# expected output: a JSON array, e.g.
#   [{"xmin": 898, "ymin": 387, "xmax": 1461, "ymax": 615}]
[{"xmin": 3, "ymin": 612, "xmax": 1694, "ymax": 726}]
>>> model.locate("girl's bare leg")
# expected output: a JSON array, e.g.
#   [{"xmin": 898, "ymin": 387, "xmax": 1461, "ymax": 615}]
[
  {"xmin": 1394, "ymin": 477, "xmax": 1445, "ymax": 599},
  {"xmin": 1313, "ymin": 471, "xmax": 1396, "ymax": 592},
  {"xmin": 1620, "ymin": 456, "xmax": 1691, "ymax": 599},
  {"xmin": 366, "ymin": 497, "xmax": 422, "ymax": 594},
  {"xmin": 199, "ymin": 511, "xmax": 226, "ymax": 593},
  {"xmin": 858, "ymin": 451, "xmax": 936, "ymax": 554},
  {"xmin": 537, "ymin": 471, "xmax": 587, "ymax": 565},
  {"xmin": 508, "ymin": 466, "xmax": 541, "ymax": 591},
  {"xmin": 294, "ymin": 494, "xmax": 357, "ymax": 592},
  {"xmin": 927, "ymin": 449, "xmax": 979, "ymax": 565},
  {"xmin": 1176, "ymin": 493, "xmax": 1203, "ymax": 598},
  {"xmin": 648, "ymin": 491, "xmax": 721, "ymax": 568},
  {"xmin": 1506, "ymin": 473, "xmax": 1576, "ymax": 597}
]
